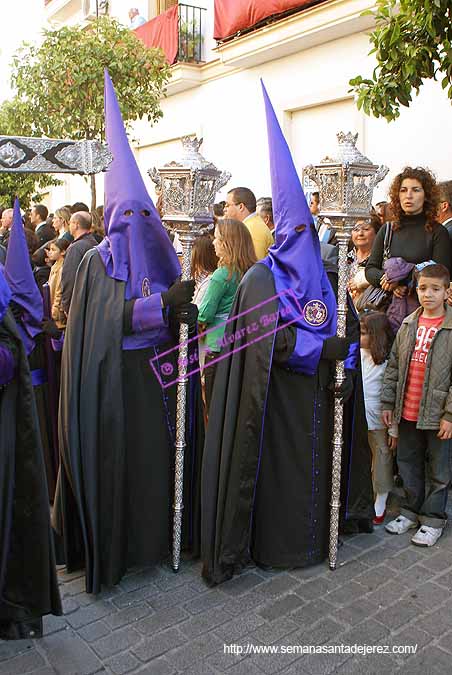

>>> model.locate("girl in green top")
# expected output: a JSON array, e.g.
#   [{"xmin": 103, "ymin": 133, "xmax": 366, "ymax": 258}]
[{"xmin": 198, "ymin": 218, "xmax": 257, "ymax": 413}]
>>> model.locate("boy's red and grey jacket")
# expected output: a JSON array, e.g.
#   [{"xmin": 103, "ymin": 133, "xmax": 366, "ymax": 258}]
[{"xmin": 381, "ymin": 304, "xmax": 452, "ymax": 429}]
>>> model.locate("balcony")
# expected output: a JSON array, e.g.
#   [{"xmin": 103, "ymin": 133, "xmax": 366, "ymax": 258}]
[
  {"xmin": 162, "ymin": 0, "xmax": 376, "ymax": 97},
  {"xmin": 135, "ymin": 4, "xmax": 206, "ymax": 66},
  {"xmin": 214, "ymin": 0, "xmax": 326, "ymax": 43},
  {"xmin": 214, "ymin": 0, "xmax": 375, "ymax": 69},
  {"xmin": 178, "ymin": 4, "xmax": 206, "ymax": 63}
]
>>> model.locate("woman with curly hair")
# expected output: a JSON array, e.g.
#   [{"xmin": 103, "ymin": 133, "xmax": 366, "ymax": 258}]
[
  {"xmin": 366, "ymin": 167, "xmax": 450, "ymax": 286},
  {"xmin": 365, "ymin": 167, "xmax": 450, "ymax": 329},
  {"xmin": 198, "ymin": 218, "xmax": 256, "ymax": 412}
]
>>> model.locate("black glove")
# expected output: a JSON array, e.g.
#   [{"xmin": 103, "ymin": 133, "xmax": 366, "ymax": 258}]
[
  {"xmin": 273, "ymin": 325, "xmax": 296, "ymax": 364},
  {"xmin": 321, "ymin": 336, "xmax": 352, "ymax": 361},
  {"xmin": 161, "ymin": 280, "xmax": 195, "ymax": 308},
  {"xmin": 335, "ymin": 369, "xmax": 354, "ymax": 403},
  {"xmin": 170, "ymin": 302, "xmax": 198, "ymax": 330},
  {"xmin": 9, "ymin": 301, "xmax": 23, "ymax": 323},
  {"xmin": 42, "ymin": 319, "xmax": 62, "ymax": 339}
]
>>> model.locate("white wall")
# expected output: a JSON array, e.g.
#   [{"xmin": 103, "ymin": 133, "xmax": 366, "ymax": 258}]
[
  {"xmin": 363, "ymin": 78, "xmax": 452, "ymax": 201},
  {"xmin": 134, "ymin": 29, "xmax": 452, "ymax": 206},
  {"xmin": 0, "ymin": 1, "xmax": 46, "ymax": 103},
  {"xmin": 42, "ymin": 16, "xmax": 452, "ymax": 210},
  {"xmin": 42, "ymin": 172, "xmax": 107, "ymax": 212}
]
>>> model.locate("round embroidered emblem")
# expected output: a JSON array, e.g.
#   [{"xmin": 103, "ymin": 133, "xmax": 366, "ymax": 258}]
[
  {"xmin": 304, "ymin": 300, "xmax": 328, "ymax": 326},
  {"xmin": 141, "ymin": 277, "xmax": 151, "ymax": 297}
]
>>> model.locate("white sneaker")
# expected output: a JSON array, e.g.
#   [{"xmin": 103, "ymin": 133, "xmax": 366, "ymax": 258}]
[
  {"xmin": 385, "ymin": 515, "xmax": 417, "ymax": 535},
  {"xmin": 411, "ymin": 525, "xmax": 443, "ymax": 547}
]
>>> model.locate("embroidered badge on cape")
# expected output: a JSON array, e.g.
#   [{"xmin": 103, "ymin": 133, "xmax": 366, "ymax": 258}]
[
  {"xmin": 141, "ymin": 277, "xmax": 151, "ymax": 297},
  {"xmin": 304, "ymin": 300, "xmax": 328, "ymax": 326}
]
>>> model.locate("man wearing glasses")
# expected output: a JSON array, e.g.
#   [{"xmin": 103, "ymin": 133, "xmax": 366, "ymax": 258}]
[{"xmin": 224, "ymin": 187, "xmax": 274, "ymax": 259}]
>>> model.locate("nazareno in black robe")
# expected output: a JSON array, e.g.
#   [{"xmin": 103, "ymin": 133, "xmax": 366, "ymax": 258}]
[
  {"xmin": 54, "ymin": 249, "xmax": 204, "ymax": 594},
  {"xmin": 0, "ymin": 310, "xmax": 61, "ymax": 638},
  {"xmin": 201, "ymin": 262, "xmax": 373, "ymax": 585}
]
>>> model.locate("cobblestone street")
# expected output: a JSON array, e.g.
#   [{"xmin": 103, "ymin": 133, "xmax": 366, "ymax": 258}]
[{"xmin": 1, "ymin": 498, "xmax": 452, "ymax": 674}]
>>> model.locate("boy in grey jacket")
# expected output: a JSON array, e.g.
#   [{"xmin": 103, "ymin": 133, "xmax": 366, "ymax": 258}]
[{"xmin": 381, "ymin": 263, "xmax": 452, "ymax": 546}]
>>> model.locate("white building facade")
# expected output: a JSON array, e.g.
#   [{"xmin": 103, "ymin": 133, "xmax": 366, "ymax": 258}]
[{"xmin": 43, "ymin": 0, "xmax": 452, "ymax": 210}]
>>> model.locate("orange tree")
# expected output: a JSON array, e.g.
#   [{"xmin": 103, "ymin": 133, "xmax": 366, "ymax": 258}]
[
  {"xmin": 11, "ymin": 17, "xmax": 171, "ymax": 208},
  {"xmin": 350, "ymin": 0, "xmax": 452, "ymax": 121},
  {"xmin": 0, "ymin": 99, "xmax": 61, "ymax": 208}
]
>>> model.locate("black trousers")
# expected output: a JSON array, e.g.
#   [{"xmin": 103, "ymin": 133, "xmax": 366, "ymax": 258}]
[
  {"xmin": 204, "ymin": 352, "xmax": 218, "ymax": 415},
  {"xmin": 398, "ymin": 419, "xmax": 451, "ymax": 528}
]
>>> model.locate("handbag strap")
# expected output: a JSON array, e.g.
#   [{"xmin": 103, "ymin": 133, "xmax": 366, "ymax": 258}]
[
  {"xmin": 382, "ymin": 222, "xmax": 393, "ymax": 264},
  {"xmin": 426, "ymin": 230, "xmax": 433, "ymax": 258}
]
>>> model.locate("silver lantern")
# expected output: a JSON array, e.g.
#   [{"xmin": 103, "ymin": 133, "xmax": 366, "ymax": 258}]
[
  {"xmin": 305, "ymin": 132, "xmax": 388, "ymax": 571},
  {"xmin": 152, "ymin": 136, "xmax": 230, "ymax": 572}
]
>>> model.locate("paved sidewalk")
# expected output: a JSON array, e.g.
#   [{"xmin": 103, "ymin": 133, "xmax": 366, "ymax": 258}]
[{"xmin": 2, "ymin": 502, "xmax": 452, "ymax": 674}]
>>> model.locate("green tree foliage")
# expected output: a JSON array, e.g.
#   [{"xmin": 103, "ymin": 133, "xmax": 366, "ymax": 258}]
[
  {"xmin": 0, "ymin": 99, "xmax": 61, "ymax": 209},
  {"xmin": 350, "ymin": 0, "xmax": 452, "ymax": 121},
  {"xmin": 10, "ymin": 17, "xmax": 171, "ymax": 207}
]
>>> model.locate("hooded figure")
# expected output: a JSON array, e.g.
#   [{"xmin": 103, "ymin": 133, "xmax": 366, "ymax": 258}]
[
  {"xmin": 3, "ymin": 199, "xmax": 58, "ymax": 498},
  {"xmin": 0, "ymin": 267, "xmax": 13, "ymax": 383},
  {"xmin": 0, "ymin": 266, "xmax": 61, "ymax": 639},
  {"xmin": 55, "ymin": 71, "xmax": 203, "ymax": 594},
  {"xmin": 4, "ymin": 198, "xmax": 43, "ymax": 356},
  {"xmin": 201, "ymin": 83, "xmax": 369, "ymax": 586}
]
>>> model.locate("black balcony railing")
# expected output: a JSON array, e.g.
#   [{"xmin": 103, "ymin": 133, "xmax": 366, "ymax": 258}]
[{"xmin": 178, "ymin": 4, "xmax": 206, "ymax": 63}]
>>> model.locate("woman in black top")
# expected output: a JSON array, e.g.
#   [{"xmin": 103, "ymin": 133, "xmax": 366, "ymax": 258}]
[{"xmin": 366, "ymin": 167, "xmax": 451, "ymax": 296}]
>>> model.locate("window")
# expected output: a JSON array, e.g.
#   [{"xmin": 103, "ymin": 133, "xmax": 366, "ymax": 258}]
[{"xmin": 291, "ymin": 99, "xmax": 358, "ymax": 177}]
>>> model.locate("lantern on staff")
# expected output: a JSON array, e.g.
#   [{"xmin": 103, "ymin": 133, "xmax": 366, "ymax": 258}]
[
  {"xmin": 305, "ymin": 132, "xmax": 388, "ymax": 570},
  {"xmin": 152, "ymin": 136, "xmax": 230, "ymax": 571}
]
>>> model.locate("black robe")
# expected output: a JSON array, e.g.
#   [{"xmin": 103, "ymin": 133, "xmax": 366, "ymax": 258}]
[
  {"xmin": 29, "ymin": 335, "xmax": 58, "ymax": 501},
  {"xmin": 55, "ymin": 249, "xmax": 204, "ymax": 594},
  {"xmin": 0, "ymin": 311, "xmax": 61, "ymax": 639},
  {"xmin": 201, "ymin": 263, "xmax": 373, "ymax": 585}
]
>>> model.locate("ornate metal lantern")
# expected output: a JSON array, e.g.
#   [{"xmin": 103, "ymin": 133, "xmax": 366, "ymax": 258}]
[
  {"xmin": 152, "ymin": 136, "xmax": 230, "ymax": 236},
  {"xmin": 305, "ymin": 132, "xmax": 388, "ymax": 571},
  {"xmin": 152, "ymin": 136, "xmax": 230, "ymax": 572},
  {"xmin": 305, "ymin": 131, "xmax": 388, "ymax": 225}
]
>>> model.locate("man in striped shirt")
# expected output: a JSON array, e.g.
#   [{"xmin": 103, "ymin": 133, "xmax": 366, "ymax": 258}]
[{"xmin": 382, "ymin": 263, "xmax": 452, "ymax": 547}]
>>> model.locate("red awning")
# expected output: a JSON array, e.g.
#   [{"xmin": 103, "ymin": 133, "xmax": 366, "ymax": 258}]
[
  {"xmin": 134, "ymin": 5, "xmax": 179, "ymax": 65},
  {"xmin": 214, "ymin": 0, "xmax": 324, "ymax": 41}
]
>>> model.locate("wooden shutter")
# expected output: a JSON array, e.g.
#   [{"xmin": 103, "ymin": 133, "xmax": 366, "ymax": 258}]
[{"xmin": 158, "ymin": 0, "xmax": 178, "ymax": 13}]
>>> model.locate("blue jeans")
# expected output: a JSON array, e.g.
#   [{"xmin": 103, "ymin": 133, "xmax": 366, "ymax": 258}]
[{"xmin": 397, "ymin": 419, "xmax": 451, "ymax": 528}]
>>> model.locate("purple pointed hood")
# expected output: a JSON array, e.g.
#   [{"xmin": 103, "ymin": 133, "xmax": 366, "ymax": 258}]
[
  {"xmin": 97, "ymin": 70, "xmax": 180, "ymax": 300},
  {"xmin": 4, "ymin": 198, "xmax": 43, "ymax": 354},
  {"xmin": 0, "ymin": 265, "xmax": 11, "ymax": 322},
  {"xmin": 260, "ymin": 81, "xmax": 337, "ymax": 375}
]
